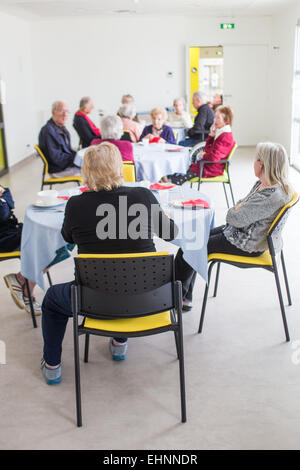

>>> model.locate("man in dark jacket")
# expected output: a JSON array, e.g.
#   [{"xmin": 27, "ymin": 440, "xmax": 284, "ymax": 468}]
[
  {"xmin": 39, "ymin": 101, "xmax": 81, "ymax": 177},
  {"xmin": 179, "ymin": 92, "xmax": 214, "ymax": 147}
]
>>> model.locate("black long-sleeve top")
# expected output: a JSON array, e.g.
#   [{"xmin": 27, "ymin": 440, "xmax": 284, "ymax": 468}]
[
  {"xmin": 61, "ymin": 186, "xmax": 178, "ymax": 254},
  {"xmin": 187, "ymin": 103, "xmax": 214, "ymax": 139},
  {"xmin": 73, "ymin": 113, "xmax": 100, "ymax": 148}
]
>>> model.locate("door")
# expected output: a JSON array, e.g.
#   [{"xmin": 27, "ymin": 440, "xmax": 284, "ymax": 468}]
[{"xmin": 223, "ymin": 44, "xmax": 269, "ymax": 145}]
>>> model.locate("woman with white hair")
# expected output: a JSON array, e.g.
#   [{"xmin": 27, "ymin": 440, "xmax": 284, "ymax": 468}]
[
  {"xmin": 167, "ymin": 97, "xmax": 193, "ymax": 128},
  {"xmin": 41, "ymin": 142, "xmax": 177, "ymax": 382},
  {"xmin": 175, "ymin": 142, "xmax": 293, "ymax": 311},
  {"xmin": 139, "ymin": 107, "xmax": 176, "ymax": 144},
  {"xmin": 91, "ymin": 115, "xmax": 134, "ymax": 162},
  {"xmin": 118, "ymin": 103, "xmax": 143, "ymax": 143}
]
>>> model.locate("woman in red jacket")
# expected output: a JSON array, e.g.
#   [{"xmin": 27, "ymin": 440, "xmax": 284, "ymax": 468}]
[{"xmin": 166, "ymin": 106, "xmax": 235, "ymax": 185}]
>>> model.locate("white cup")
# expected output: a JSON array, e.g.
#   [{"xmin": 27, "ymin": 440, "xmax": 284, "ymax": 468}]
[
  {"xmin": 142, "ymin": 138, "xmax": 149, "ymax": 146},
  {"xmin": 36, "ymin": 189, "xmax": 58, "ymax": 205}
]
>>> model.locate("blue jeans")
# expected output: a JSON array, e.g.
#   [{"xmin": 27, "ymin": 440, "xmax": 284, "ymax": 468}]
[
  {"xmin": 42, "ymin": 281, "xmax": 126, "ymax": 366},
  {"xmin": 178, "ymin": 137, "xmax": 201, "ymax": 147}
]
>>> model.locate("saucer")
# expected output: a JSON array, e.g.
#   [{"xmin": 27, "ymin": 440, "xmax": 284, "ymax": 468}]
[{"xmin": 33, "ymin": 199, "xmax": 65, "ymax": 208}]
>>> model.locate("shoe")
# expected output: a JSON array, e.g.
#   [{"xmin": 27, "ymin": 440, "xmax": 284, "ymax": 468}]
[
  {"xmin": 109, "ymin": 339, "xmax": 128, "ymax": 361},
  {"xmin": 3, "ymin": 274, "xmax": 25, "ymax": 310},
  {"xmin": 182, "ymin": 302, "xmax": 193, "ymax": 312},
  {"xmin": 41, "ymin": 359, "xmax": 61, "ymax": 385},
  {"xmin": 23, "ymin": 296, "xmax": 42, "ymax": 316}
]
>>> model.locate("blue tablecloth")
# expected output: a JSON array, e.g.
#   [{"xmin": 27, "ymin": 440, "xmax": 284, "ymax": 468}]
[
  {"xmin": 74, "ymin": 143, "xmax": 191, "ymax": 183},
  {"xmin": 20, "ymin": 185, "xmax": 214, "ymax": 290}
]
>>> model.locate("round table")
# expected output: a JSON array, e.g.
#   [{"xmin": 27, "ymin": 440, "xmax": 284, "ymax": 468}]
[
  {"xmin": 74, "ymin": 143, "xmax": 191, "ymax": 183},
  {"xmin": 20, "ymin": 185, "xmax": 214, "ymax": 290}
]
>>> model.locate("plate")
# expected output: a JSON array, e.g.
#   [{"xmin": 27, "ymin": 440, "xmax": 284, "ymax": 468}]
[
  {"xmin": 170, "ymin": 198, "xmax": 209, "ymax": 209},
  {"xmin": 32, "ymin": 199, "xmax": 65, "ymax": 208}
]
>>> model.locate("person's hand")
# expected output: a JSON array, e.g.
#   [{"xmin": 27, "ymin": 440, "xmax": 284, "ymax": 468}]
[
  {"xmin": 144, "ymin": 133, "xmax": 153, "ymax": 140},
  {"xmin": 0, "ymin": 186, "xmax": 5, "ymax": 196},
  {"xmin": 159, "ymin": 137, "xmax": 166, "ymax": 143},
  {"xmin": 196, "ymin": 150, "xmax": 205, "ymax": 161},
  {"xmin": 234, "ymin": 202, "xmax": 243, "ymax": 211},
  {"xmin": 209, "ymin": 124, "xmax": 216, "ymax": 137}
]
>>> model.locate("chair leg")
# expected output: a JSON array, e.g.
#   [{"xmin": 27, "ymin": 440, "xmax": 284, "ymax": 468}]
[
  {"xmin": 24, "ymin": 278, "xmax": 37, "ymax": 328},
  {"xmin": 273, "ymin": 262, "xmax": 290, "ymax": 342},
  {"xmin": 177, "ymin": 324, "xmax": 187, "ymax": 423},
  {"xmin": 84, "ymin": 334, "xmax": 90, "ymax": 363},
  {"xmin": 213, "ymin": 262, "xmax": 221, "ymax": 297},
  {"xmin": 73, "ymin": 317, "xmax": 83, "ymax": 427},
  {"xmin": 198, "ymin": 261, "xmax": 215, "ymax": 334},
  {"xmin": 46, "ymin": 271, "xmax": 52, "ymax": 287},
  {"xmin": 228, "ymin": 179, "xmax": 235, "ymax": 206},
  {"xmin": 223, "ymin": 183, "xmax": 229, "ymax": 208},
  {"xmin": 280, "ymin": 251, "xmax": 292, "ymax": 306}
]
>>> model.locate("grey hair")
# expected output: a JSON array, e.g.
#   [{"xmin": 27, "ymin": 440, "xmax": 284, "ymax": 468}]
[
  {"xmin": 122, "ymin": 94, "xmax": 134, "ymax": 102},
  {"xmin": 256, "ymin": 142, "xmax": 293, "ymax": 196},
  {"xmin": 52, "ymin": 101, "xmax": 66, "ymax": 112},
  {"xmin": 173, "ymin": 97, "xmax": 186, "ymax": 106},
  {"xmin": 193, "ymin": 91, "xmax": 207, "ymax": 103},
  {"xmin": 100, "ymin": 115, "xmax": 124, "ymax": 140},
  {"xmin": 79, "ymin": 96, "xmax": 91, "ymax": 110},
  {"xmin": 118, "ymin": 103, "xmax": 136, "ymax": 119}
]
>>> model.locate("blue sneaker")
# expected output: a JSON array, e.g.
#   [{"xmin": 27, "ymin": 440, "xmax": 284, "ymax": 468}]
[
  {"xmin": 41, "ymin": 359, "xmax": 61, "ymax": 384},
  {"xmin": 109, "ymin": 339, "xmax": 128, "ymax": 361}
]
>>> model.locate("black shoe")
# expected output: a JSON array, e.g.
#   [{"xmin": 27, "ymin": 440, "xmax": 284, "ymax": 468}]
[{"xmin": 182, "ymin": 304, "xmax": 192, "ymax": 312}]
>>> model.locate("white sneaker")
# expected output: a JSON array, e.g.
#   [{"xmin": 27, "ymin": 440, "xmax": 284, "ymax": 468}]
[
  {"xmin": 23, "ymin": 296, "xmax": 42, "ymax": 316},
  {"xmin": 3, "ymin": 273, "xmax": 25, "ymax": 310}
]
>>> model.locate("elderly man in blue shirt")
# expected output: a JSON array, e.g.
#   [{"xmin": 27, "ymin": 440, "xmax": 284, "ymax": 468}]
[{"xmin": 39, "ymin": 101, "xmax": 81, "ymax": 177}]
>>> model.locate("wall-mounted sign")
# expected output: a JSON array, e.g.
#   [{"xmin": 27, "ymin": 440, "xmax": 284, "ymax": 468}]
[{"xmin": 220, "ymin": 23, "xmax": 235, "ymax": 30}]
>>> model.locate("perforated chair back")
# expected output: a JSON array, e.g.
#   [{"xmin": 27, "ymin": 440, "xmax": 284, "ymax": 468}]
[
  {"xmin": 122, "ymin": 162, "xmax": 136, "ymax": 182},
  {"xmin": 74, "ymin": 252, "xmax": 175, "ymax": 319}
]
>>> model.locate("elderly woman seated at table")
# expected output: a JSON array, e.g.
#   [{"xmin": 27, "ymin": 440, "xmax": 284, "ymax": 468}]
[
  {"xmin": 167, "ymin": 97, "xmax": 193, "ymax": 129},
  {"xmin": 176, "ymin": 141, "xmax": 293, "ymax": 311},
  {"xmin": 41, "ymin": 142, "xmax": 178, "ymax": 384},
  {"xmin": 73, "ymin": 96, "xmax": 101, "ymax": 148},
  {"xmin": 139, "ymin": 107, "xmax": 176, "ymax": 144},
  {"xmin": 164, "ymin": 106, "xmax": 235, "ymax": 185},
  {"xmin": 91, "ymin": 115, "xmax": 134, "ymax": 162},
  {"xmin": 118, "ymin": 103, "xmax": 143, "ymax": 143}
]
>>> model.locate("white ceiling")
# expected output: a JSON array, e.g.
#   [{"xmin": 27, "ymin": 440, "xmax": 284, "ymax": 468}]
[{"xmin": 0, "ymin": 0, "xmax": 296, "ymax": 20}]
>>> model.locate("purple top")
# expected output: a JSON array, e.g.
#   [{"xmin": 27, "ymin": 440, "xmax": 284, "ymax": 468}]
[{"xmin": 139, "ymin": 124, "xmax": 176, "ymax": 144}]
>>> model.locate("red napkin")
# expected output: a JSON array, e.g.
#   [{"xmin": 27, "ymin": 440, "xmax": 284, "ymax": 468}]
[
  {"xmin": 80, "ymin": 186, "xmax": 89, "ymax": 192},
  {"xmin": 149, "ymin": 137, "xmax": 161, "ymax": 144},
  {"xmin": 57, "ymin": 196, "xmax": 69, "ymax": 200},
  {"xmin": 150, "ymin": 183, "xmax": 175, "ymax": 190},
  {"xmin": 181, "ymin": 199, "xmax": 210, "ymax": 208}
]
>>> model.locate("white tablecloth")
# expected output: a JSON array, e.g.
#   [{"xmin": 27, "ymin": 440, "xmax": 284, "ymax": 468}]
[
  {"xmin": 20, "ymin": 185, "xmax": 214, "ymax": 290},
  {"xmin": 74, "ymin": 143, "xmax": 191, "ymax": 183}
]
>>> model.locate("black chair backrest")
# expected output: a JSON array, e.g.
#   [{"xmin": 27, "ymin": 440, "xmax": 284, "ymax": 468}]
[{"xmin": 74, "ymin": 253, "xmax": 176, "ymax": 319}]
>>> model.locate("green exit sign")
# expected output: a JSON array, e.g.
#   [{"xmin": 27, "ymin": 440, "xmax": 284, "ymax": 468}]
[{"xmin": 221, "ymin": 23, "xmax": 235, "ymax": 29}]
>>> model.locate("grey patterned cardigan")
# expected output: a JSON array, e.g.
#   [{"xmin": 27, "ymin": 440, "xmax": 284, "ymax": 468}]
[{"xmin": 223, "ymin": 181, "xmax": 291, "ymax": 253}]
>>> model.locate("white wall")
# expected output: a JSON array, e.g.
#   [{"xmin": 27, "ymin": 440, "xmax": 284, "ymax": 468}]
[
  {"xmin": 269, "ymin": 5, "xmax": 300, "ymax": 155},
  {"xmin": 30, "ymin": 15, "xmax": 272, "ymax": 146},
  {"xmin": 0, "ymin": 11, "xmax": 35, "ymax": 166}
]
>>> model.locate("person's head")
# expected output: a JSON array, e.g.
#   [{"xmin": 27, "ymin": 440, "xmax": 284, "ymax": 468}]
[
  {"xmin": 213, "ymin": 105, "xmax": 234, "ymax": 129},
  {"xmin": 150, "ymin": 107, "xmax": 168, "ymax": 130},
  {"xmin": 212, "ymin": 93, "xmax": 222, "ymax": 105},
  {"xmin": 121, "ymin": 94, "xmax": 134, "ymax": 105},
  {"xmin": 254, "ymin": 142, "xmax": 292, "ymax": 195},
  {"xmin": 192, "ymin": 91, "xmax": 206, "ymax": 110},
  {"xmin": 118, "ymin": 103, "xmax": 136, "ymax": 120},
  {"xmin": 52, "ymin": 101, "xmax": 69, "ymax": 127},
  {"xmin": 82, "ymin": 142, "xmax": 123, "ymax": 191},
  {"xmin": 173, "ymin": 97, "xmax": 185, "ymax": 115},
  {"xmin": 79, "ymin": 96, "xmax": 94, "ymax": 114},
  {"xmin": 100, "ymin": 115, "xmax": 123, "ymax": 140}
]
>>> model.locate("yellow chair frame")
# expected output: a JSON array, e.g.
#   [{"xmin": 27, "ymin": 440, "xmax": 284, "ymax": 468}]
[
  {"xmin": 198, "ymin": 192, "xmax": 299, "ymax": 342},
  {"xmin": 122, "ymin": 161, "xmax": 136, "ymax": 182},
  {"xmin": 35, "ymin": 145, "xmax": 83, "ymax": 190},
  {"xmin": 190, "ymin": 143, "xmax": 237, "ymax": 208}
]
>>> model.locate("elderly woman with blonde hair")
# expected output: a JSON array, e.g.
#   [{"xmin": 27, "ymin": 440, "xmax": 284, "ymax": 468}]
[
  {"xmin": 175, "ymin": 141, "xmax": 293, "ymax": 311},
  {"xmin": 40, "ymin": 142, "xmax": 178, "ymax": 383},
  {"xmin": 139, "ymin": 107, "xmax": 176, "ymax": 144}
]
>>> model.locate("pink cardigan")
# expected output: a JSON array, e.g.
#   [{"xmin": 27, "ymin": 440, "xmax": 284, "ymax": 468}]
[
  {"xmin": 91, "ymin": 138, "xmax": 134, "ymax": 163},
  {"xmin": 189, "ymin": 132, "xmax": 235, "ymax": 178}
]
